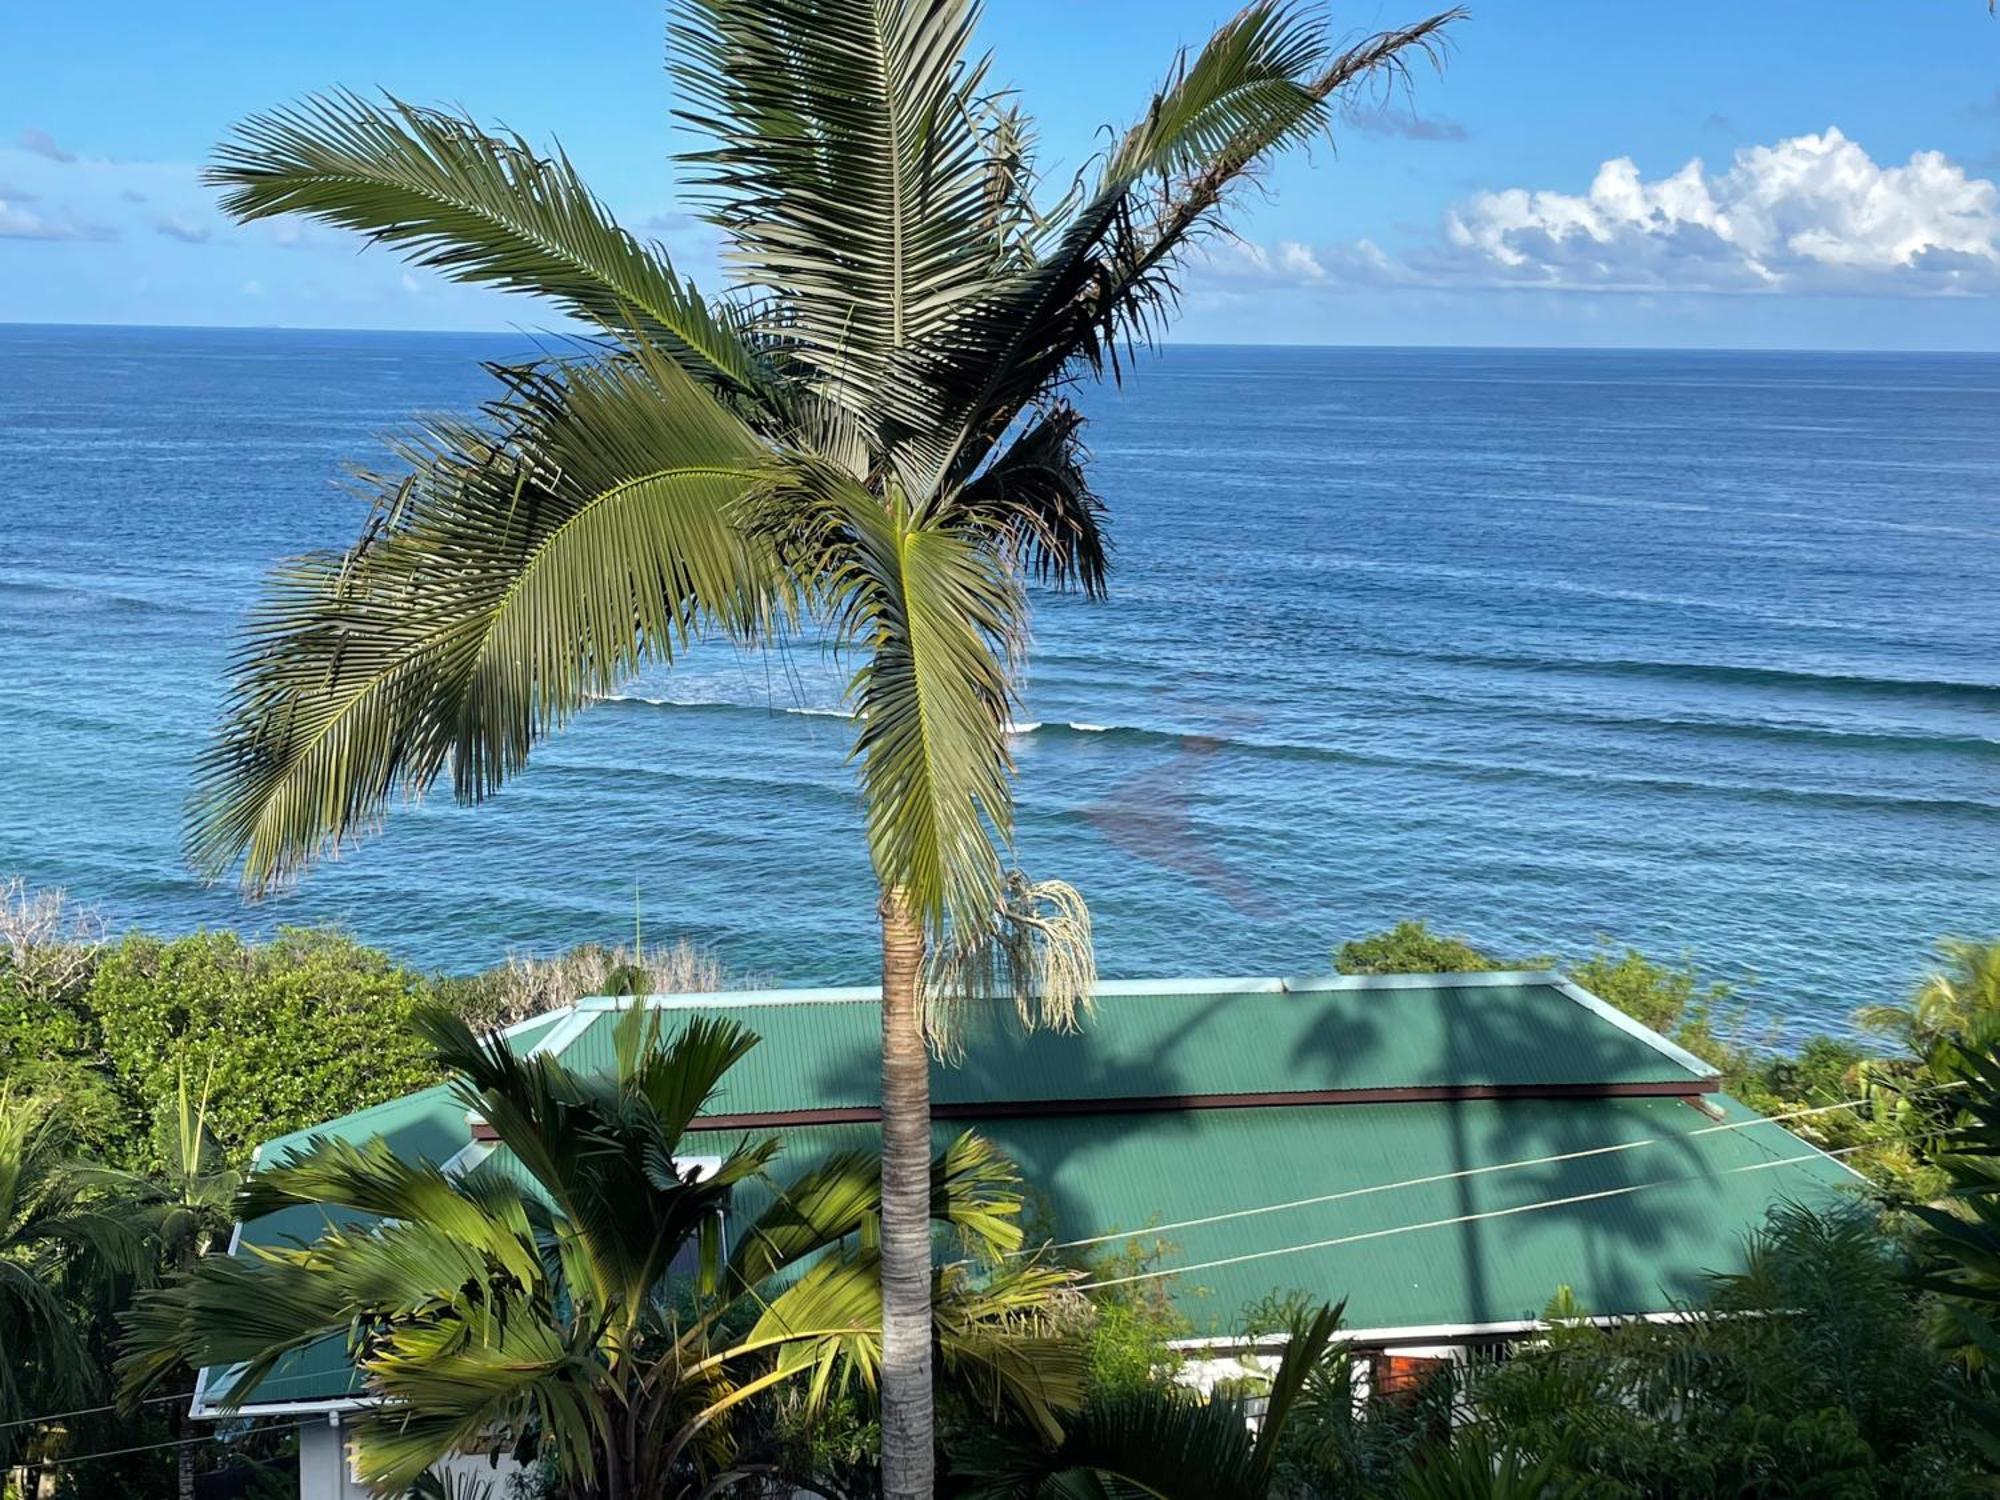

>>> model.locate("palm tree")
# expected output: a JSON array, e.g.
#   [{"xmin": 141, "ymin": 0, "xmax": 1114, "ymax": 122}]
[
  {"xmin": 0, "ymin": 1093, "xmax": 136, "ymax": 1427},
  {"xmin": 184, "ymin": 3, "xmax": 1460, "ymax": 1488},
  {"xmin": 1858, "ymin": 939, "xmax": 2000, "ymax": 1066},
  {"xmin": 120, "ymin": 1007, "xmax": 1079, "ymax": 1497},
  {"xmin": 0, "ymin": 1092, "xmax": 142, "ymax": 1500}
]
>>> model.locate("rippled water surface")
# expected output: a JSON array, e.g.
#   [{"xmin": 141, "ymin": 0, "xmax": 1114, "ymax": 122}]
[{"xmin": 2, "ymin": 326, "xmax": 1995, "ymax": 1036}]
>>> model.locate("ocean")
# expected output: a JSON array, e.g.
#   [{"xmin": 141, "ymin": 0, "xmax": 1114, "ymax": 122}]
[{"xmin": 2, "ymin": 325, "xmax": 1995, "ymax": 1039}]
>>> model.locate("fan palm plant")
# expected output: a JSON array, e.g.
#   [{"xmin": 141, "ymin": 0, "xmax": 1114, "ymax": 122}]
[
  {"xmin": 186, "ymin": 2, "xmax": 1461, "ymax": 1488},
  {"xmin": 119, "ymin": 1007, "xmax": 1080, "ymax": 1497},
  {"xmin": 0, "ymin": 1092, "xmax": 141, "ymax": 1428}
]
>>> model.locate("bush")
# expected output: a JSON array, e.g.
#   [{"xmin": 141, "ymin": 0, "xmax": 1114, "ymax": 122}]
[
  {"xmin": 1333, "ymin": 920, "xmax": 1535, "ymax": 976},
  {"xmin": 83, "ymin": 928, "xmax": 442, "ymax": 1169},
  {"xmin": 1450, "ymin": 1207, "xmax": 1988, "ymax": 1498}
]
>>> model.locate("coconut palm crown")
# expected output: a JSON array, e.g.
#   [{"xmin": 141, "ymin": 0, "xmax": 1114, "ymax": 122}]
[{"xmin": 185, "ymin": 3, "xmax": 1460, "ymax": 1490}]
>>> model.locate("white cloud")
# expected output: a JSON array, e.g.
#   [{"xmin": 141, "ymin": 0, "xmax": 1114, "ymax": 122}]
[
  {"xmin": 153, "ymin": 213, "xmax": 211, "ymax": 245},
  {"xmin": 0, "ymin": 195, "xmax": 114, "ymax": 241},
  {"xmin": 1202, "ymin": 236, "xmax": 1329, "ymax": 285},
  {"xmin": 19, "ymin": 127, "xmax": 76, "ymax": 164},
  {"xmin": 1201, "ymin": 129, "xmax": 2000, "ymax": 299}
]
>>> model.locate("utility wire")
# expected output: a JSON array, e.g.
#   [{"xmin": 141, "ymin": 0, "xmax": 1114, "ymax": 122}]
[
  {"xmin": 12, "ymin": 1421, "xmax": 307, "ymax": 1473},
  {"xmin": 0, "ymin": 1390, "xmax": 199, "ymax": 1432},
  {"xmin": 1077, "ymin": 1143, "xmax": 1874, "ymax": 1291},
  {"xmin": 1013, "ymin": 1088, "xmax": 1920, "ymax": 1259}
]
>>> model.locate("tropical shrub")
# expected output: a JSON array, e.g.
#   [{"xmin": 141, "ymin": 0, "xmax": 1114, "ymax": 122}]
[
  {"xmin": 84, "ymin": 928, "xmax": 442, "ymax": 1170},
  {"xmin": 948, "ymin": 1302, "xmax": 1345, "ymax": 1499},
  {"xmin": 1456, "ymin": 1205, "xmax": 1986, "ymax": 1499},
  {"xmin": 1334, "ymin": 920, "xmax": 1523, "ymax": 976}
]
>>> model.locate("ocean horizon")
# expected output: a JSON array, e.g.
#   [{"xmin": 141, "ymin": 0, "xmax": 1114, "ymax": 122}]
[{"xmin": 3, "ymin": 323, "xmax": 1996, "ymax": 1042}]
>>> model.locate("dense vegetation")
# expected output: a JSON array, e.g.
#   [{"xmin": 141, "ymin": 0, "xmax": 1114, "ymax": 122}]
[{"xmin": 5, "ymin": 882, "xmax": 2000, "ymax": 1494}]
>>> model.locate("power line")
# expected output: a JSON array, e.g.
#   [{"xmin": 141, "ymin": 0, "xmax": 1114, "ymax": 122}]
[
  {"xmin": 0, "ymin": 1390, "xmax": 199, "ymax": 1433},
  {"xmin": 13, "ymin": 1421, "xmax": 307, "ymax": 1473},
  {"xmin": 1076, "ymin": 1144, "xmax": 1873, "ymax": 1291},
  {"xmin": 1014, "ymin": 1088, "xmax": 1913, "ymax": 1259}
]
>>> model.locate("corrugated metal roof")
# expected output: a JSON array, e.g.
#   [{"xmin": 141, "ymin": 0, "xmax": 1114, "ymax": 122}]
[
  {"xmin": 548, "ymin": 973, "xmax": 1712, "ymax": 1115},
  {"xmin": 203, "ymin": 972, "xmax": 1837, "ymax": 1411},
  {"xmin": 202, "ymin": 1084, "xmax": 472, "ymax": 1413},
  {"xmin": 819, "ymin": 1093, "xmax": 1852, "ymax": 1336}
]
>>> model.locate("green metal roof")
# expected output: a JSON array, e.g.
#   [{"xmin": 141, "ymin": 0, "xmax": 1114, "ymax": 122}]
[
  {"xmin": 199, "ymin": 972, "xmax": 1851, "ymax": 1412},
  {"xmin": 743, "ymin": 1093, "xmax": 1855, "ymax": 1339},
  {"xmin": 539, "ymin": 973, "xmax": 1716, "ymax": 1115}
]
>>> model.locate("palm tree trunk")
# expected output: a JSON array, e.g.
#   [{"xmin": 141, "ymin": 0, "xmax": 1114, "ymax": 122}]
[{"xmin": 877, "ymin": 887, "xmax": 935, "ymax": 1499}]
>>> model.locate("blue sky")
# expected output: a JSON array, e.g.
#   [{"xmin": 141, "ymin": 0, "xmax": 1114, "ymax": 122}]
[{"xmin": 4, "ymin": 0, "xmax": 2000, "ymax": 347}]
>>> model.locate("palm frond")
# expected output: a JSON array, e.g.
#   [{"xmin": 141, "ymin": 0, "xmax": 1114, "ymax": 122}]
[
  {"xmin": 209, "ymin": 91, "xmax": 762, "ymax": 394},
  {"xmin": 187, "ymin": 340, "xmax": 787, "ymax": 891},
  {"xmin": 671, "ymin": 0, "xmax": 1008, "ymax": 446},
  {"xmin": 923, "ymin": 4, "xmax": 1464, "ymax": 489},
  {"xmin": 953, "ymin": 402, "xmax": 1108, "ymax": 597},
  {"xmin": 927, "ymin": 871, "xmax": 1096, "ymax": 1052},
  {"xmin": 750, "ymin": 458, "xmax": 1020, "ymax": 935}
]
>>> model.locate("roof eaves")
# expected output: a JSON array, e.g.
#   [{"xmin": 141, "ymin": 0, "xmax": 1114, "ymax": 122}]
[
  {"xmin": 1546, "ymin": 973, "xmax": 1720, "ymax": 1081},
  {"xmin": 1279, "ymin": 968, "xmax": 1568, "ymax": 993},
  {"xmin": 527, "ymin": 1004, "xmax": 599, "ymax": 1059}
]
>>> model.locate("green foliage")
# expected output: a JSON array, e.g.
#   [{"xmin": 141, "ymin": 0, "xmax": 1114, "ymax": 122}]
[
  {"xmin": 949, "ymin": 1301, "xmax": 1346, "ymax": 1499},
  {"xmin": 1455, "ymin": 1205, "xmax": 1985, "ymax": 1499},
  {"xmin": 1397, "ymin": 1428, "xmax": 1585, "ymax": 1500},
  {"xmin": 0, "ymin": 1092, "xmax": 137, "ymax": 1426},
  {"xmin": 1334, "ymin": 920, "xmax": 1518, "ymax": 976},
  {"xmin": 84, "ymin": 928, "xmax": 442, "ymax": 1170},
  {"xmin": 1565, "ymin": 944, "xmax": 1744, "ymax": 1068},
  {"xmin": 122, "ymin": 1008, "xmax": 1083, "ymax": 1498},
  {"xmin": 1079, "ymin": 1239, "xmax": 1193, "ymax": 1399},
  {"xmin": 1903, "ymin": 1044, "xmax": 2000, "ymax": 1470}
]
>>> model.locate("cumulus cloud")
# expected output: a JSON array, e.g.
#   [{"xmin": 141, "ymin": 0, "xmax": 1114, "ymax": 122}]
[
  {"xmin": 1203, "ymin": 236, "xmax": 1330, "ymax": 284},
  {"xmin": 0, "ymin": 195, "xmax": 114, "ymax": 241},
  {"xmin": 1437, "ymin": 129, "xmax": 2000, "ymax": 293},
  {"xmin": 1343, "ymin": 104, "xmax": 1467, "ymax": 142},
  {"xmin": 153, "ymin": 213, "xmax": 210, "ymax": 244},
  {"xmin": 1200, "ymin": 129, "xmax": 2000, "ymax": 298},
  {"xmin": 19, "ymin": 127, "xmax": 77, "ymax": 163}
]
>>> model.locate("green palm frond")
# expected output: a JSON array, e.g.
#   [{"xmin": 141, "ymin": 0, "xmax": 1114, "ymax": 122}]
[
  {"xmin": 671, "ymin": 0, "xmax": 1005, "ymax": 444},
  {"xmin": 357, "ymin": 1313, "xmax": 609, "ymax": 1492},
  {"xmin": 208, "ymin": 91, "xmax": 764, "ymax": 394},
  {"xmin": 935, "ymin": 1261, "xmax": 1090, "ymax": 1443},
  {"xmin": 188, "ymin": 339, "xmax": 788, "ymax": 891},
  {"xmin": 750, "ymin": 456, "xmax": 1020, "ymax": 935},
  {"xmin": 926, "ymin": 5, "xmax": 1462, "ymax": 490}
]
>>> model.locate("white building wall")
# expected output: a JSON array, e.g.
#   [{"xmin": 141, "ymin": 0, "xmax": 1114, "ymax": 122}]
[
  {"xmin": 297, "ymin": 1419, "xmax": 368, "ymax": 1500},
  {"xmin": 295, "ymin": 1415, "xmax": 525, "ymax": 1500}
]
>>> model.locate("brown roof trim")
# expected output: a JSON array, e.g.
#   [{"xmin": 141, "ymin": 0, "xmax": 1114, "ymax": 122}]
[{"xmin": 687, "ymin": 1077, "xmax": 1716, "ymax": 1131}]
